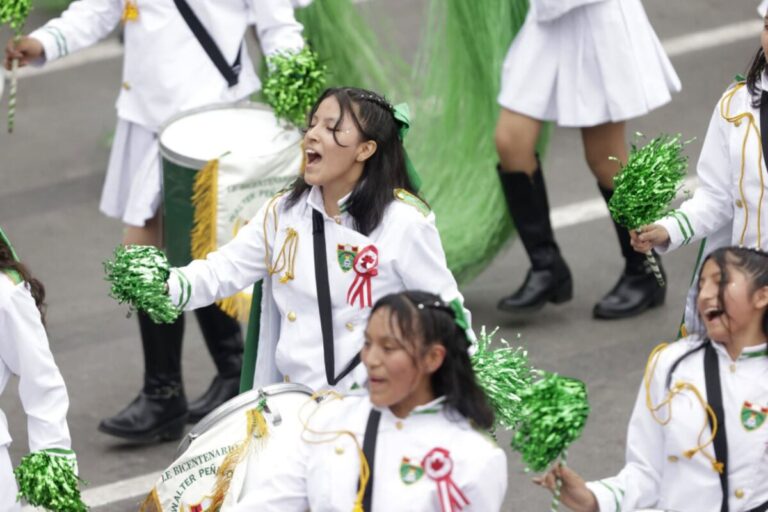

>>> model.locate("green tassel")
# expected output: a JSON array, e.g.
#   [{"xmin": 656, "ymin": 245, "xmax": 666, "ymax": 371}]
[
  {"xmin": 510, "ymin": 371, "xmax": 590, "ymax": 472},
  {"xmin": 14, "ymin": 451, "xmax": 88, "ymax": 512},
  {"xmin": 608, "ymin": 133, "xmax": 690, "ymax": 230},
  {"xmin": 103, "ymin": 245, "xmax": 180, "ymax": 324},
  {"xmin": 470, "ymin": 327, "xmax": 533, "ymax": 430},
  {"xmin": 263, "ymin": 46, "xmax": 327, "ymax": 127}
]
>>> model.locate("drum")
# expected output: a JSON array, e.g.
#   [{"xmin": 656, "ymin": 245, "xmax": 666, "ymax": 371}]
[
  {"xmin": 159, "ymin": 102, "xmax": 303, "ymax": 268},
  {"xmin": 140, "ymin": 383, "xmax": 316, "ymax": 511}
]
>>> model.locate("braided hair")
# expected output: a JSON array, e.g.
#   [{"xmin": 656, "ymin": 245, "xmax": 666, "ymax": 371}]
[
  {"xmin": 286, "ymin": 87, "xmax": 421, "ymax": 236},
  {"xmin": 370, "ymin": 291, "xmax": 495, "ymax": 430}
]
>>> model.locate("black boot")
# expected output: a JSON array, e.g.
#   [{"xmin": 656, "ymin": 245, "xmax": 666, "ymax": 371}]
[
  {"xmin": 497, "ymin": 165, "xmax": 573, "ymax": 313},
  {"xmin": 98, "ymin": 312, "xmax": 188, "ymax": 442},
  {"xmin": 188, "ymin": 304, "xmax": 243, "ymax": 423},
  {"xmin": 593, "ymin": 185, "xmax": 666, "ymax": 319}
]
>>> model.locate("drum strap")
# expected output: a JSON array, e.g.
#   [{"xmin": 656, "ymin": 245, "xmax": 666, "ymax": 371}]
[
  {"xmin": 173, "ymin": 0, "xmax": 243, "ymax": 87},
  {"xmin": 704, "ymin": 341, "xmax": 729, "ymax": 512},
  {"xmin": 312, "ymin": 209, "xmax": 362, "ymax": 386},
  {"xmin": 361, "ymin": 408, "xmax": 382, "ymax": 511}
]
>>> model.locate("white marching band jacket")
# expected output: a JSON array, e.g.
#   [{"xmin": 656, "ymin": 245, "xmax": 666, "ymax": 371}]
[
  {"xmin": 168, "ymin": 187, "xmax": 470, "ymax": 392},
  {"xmin": 587, "ymin": 337, "xmax": 768, "ymax": 512},
  {"xmin": 228, "ymin": 393, "xmax": 508, "ymax": 511},
  {"xmin": 29, "ymin": 0, "xmax": 305, "ymax": 131}
]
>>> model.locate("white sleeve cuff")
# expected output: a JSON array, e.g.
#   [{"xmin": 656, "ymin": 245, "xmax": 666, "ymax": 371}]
[
  {"xmin": 655, "ymin": 211, "xmax": 693, "ymax": 254},
  {"xmin": 586, "ymin": 480, "xmax": 622, "ymax": 512},
  {"xmin": 167, "ymin": 269, "xmax": 192, "ymax": 310},
  {"xmin": 28, "ymin": 27, "xmax": 67, "ymax": 63}
]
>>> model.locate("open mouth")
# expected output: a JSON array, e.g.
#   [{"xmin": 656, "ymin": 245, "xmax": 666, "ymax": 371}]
[
  {"xmin": 703, "ymin": 307, "xmax": 724, "ymax": 322},
  {"xmin": 306, "ymin": 149, "xmax": 322, "ymax": 166}
]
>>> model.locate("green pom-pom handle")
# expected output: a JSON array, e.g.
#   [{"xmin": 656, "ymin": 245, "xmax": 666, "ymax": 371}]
[
  {"xmin": 511, "ymin": 371, "xmax": 589, "ymax": 473},
  {"xmin": 14, "ymin": 449, "xmax": 88, "ymax": 512},
  {"xmin": 103, "ymin": 245, "xmax": 181, "ymax": 324},
  {"xmin": 470, "ymin": 327, "xmax": 534, "ymax": 430},
  {"xmin": 263, "ymin": 46, "xmax": 327, "ymax": 127}
]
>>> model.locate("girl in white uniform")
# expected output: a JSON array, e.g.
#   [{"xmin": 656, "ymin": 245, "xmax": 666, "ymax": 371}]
[
  {"xmin": 229, "ymin": 290, "xmax": 507, "ymax": 512},
  {"xmin": 494, "ymin": 0, "xmax": 681, "ymax": 320},
  {"xmin": 535, "ymin": 246, "xmax": 768, "ymax": 512},
  {"xmin": 635, "ymin": 13, "xmax": 768, "ymax": 336},
  {"xmin": 3, "ymin": 0, "xmax": 306, "ymax": 441},
  {"xmin": 0, "ymin": 229, "xmax": 76, "ymax": 511},
  {"xmin": 166, "ymin": 87, "xmax": 470, "ymax": 392}
]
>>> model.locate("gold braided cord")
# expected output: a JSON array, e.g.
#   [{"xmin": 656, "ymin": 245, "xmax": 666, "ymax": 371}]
[
  {"xmin": 719, "ymin": 83, "xmax": 765, "ymax": 248},
  {"xmin": 643, "ymin": 343, "xmax": 723, "ymax": 474},
  {"xmin": 299, "ymin": 391, "xmax": 371, "ymax": 512},
  {"xmin": 262, "ymin": 192, "xmax": 299, "ymax": 283}
]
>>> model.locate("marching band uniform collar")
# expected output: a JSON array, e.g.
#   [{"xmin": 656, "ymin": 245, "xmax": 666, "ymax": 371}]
[{"xmin": 306, "ymin": 186, "xmax": 352, "ymax": 219}]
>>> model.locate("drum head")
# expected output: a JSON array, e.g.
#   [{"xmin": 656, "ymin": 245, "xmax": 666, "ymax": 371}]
[
  {"xmin": 159, "ymin": 102, "xmax": 302, "ymax": 168},
  {"xmin": 176, "ymin": 382, "xmax": 314, "ymax": 457}
]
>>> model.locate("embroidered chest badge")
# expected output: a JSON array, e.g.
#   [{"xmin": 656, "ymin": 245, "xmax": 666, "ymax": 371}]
[
  {"xmin": 337, "ymin": 244, "xmax": 358, "ymax": 273},
  {"xmin": 122, "ymin": 0, "xmax": 139, "ymax": 22},
  {"xmin": 347, "ymin": 245, "xmax": 378, "ymax": 308},
  {"xmin": 422, "ymin": 447, "xmax": 470, "ymax": 511},
  {"xmin": 399, "ymin": 457, "xmax": 425, "ymax": 485},
  {"xmin": 741, "ymin": 401, "xmax": 768, "ymax": 431}
]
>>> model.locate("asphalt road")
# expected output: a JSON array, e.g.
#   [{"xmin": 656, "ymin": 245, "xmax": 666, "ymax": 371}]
[{"xmin": 0, "ymin": 1, "xmax": 762, "ymax": 510}]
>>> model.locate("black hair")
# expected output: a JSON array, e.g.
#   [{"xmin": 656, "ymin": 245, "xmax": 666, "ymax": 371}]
[
  {"xmin": 0, "ymin": 235, "xmax": 46, "ymax": 324},
  {"xmin": 666, "ymin": 246, "xmax": 768, "ymax": 387},
  {"xmin": 285, "ymin": 87, "xmax": 420, "ymax": 236},
  {"xmin": 369, "ymin": 290, "xmax": 495, "ymax": 430},
  {"xmin": 746, "ymin": 43, "xmax": 766, "ymax": 108}
]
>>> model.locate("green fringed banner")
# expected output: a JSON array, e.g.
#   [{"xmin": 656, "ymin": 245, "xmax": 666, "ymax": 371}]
[
  {"xmin": 511, "ymin": 371, "xmax": 589, "ymax": 473},
  {"xmin": 103, "ymin": 245, "xmax": 180, "ymax": 324},
  {"xmin": 263, "ymin": 46, "xmax": 327, "ymax": 127},
  {"xmin": 471, "ymin": 327, "xmax": 533, "ymax": 430},
  {"xmin": 14, "ymin": 451, "xmax": 87, "ymax": 512},
  {"xmin": 411, "ymin": 0, "xmax": 547, "ymax": 283}
]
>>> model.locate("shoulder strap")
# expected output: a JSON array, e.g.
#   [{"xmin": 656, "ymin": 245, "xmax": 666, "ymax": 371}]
[
  {"xmin": 361, "ymin": 408, "xmax": 382, "ymax": 512},
  {"xmin": 761, "ymin": 91, "xmax": 768, "ymax": 169},
  {"xmin": 704, "ymin": 341, "xmax": 729, "ymax": 512},
  {"xmin": 172, "ymin": 0, "xmax": 242, "ymax": 87},
  {"xmin": 312, "ymin": 209, "xmax": 361, "ymax": 386}
]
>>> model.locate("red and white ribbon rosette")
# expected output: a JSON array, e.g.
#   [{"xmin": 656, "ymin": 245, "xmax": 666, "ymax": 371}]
[
  {"xmin": 422, "ymin": 447, "xmax": 470, "ymax": 512},
  {"xmin": 346, "ymin": 245, "xmax": 378, "ymax": 308}
]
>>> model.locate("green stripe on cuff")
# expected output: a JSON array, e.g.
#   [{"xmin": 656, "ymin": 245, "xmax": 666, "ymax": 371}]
[{"xmin": 597, "ymin": 481, "xmax": 622, "ymax": 512}]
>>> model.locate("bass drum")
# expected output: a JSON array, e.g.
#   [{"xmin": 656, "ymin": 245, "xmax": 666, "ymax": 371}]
[{"xmin": 139, "ymin": 383, "xmax": 316, "ymax": 511}]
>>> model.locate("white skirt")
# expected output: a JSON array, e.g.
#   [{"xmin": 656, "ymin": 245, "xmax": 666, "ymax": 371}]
[
  {"xmin": 99, "ymin": 118, "xmax": 162, "ymax": 227},
  {"xmin": 498, "ymin": 0, "xmax": 681, "ymax": 127}
]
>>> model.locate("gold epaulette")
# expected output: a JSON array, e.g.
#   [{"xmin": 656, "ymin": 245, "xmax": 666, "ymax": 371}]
[{"xmin": 394, "ymin": 188, "xmax": 430, "ymax": 217}]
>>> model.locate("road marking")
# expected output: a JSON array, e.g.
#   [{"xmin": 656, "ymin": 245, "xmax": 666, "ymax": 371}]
[{"xmin": 12, "ymin": 18, "xmax": 763, "ymax": 80}]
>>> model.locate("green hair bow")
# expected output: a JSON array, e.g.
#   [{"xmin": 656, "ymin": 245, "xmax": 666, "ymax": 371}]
[{"xmin": 392, "ymin": 103, "xmax": 422, "ymax": 193}]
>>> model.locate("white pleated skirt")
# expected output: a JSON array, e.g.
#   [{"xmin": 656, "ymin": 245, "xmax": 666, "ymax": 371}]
[
  {"xmin": 498, "ymin": 0, "xmax": 681, "ymax": 127},
  {"xmin": 99, "ymin": 118, "xmax": 162, "ymax": 227}
]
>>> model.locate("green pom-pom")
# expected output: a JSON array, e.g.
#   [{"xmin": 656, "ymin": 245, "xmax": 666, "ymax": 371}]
[
  {"xmin": 263, "ymin": 46, "xmax": 327, "ymax": 126},
  {"xmin": 0, "ymin": 0, "xmax": 31, "ymax": 34},
  {"xmin": 103, "ymin": 245, "xmax": 180, "ymax": 324},
  {"xmin": 14, "ymin": 451, "xmax": 87, "ymax": 512},
  {"xmin": 471, "ymin": 327, "xmax": 534, "ymax": 430},
  {"xmin": 608, "ymin": 133, "xmax": 690, "ymax": 230},
  {"xmin": 511, "ymin": 372, "xmax": 590, "ymax": 472}
]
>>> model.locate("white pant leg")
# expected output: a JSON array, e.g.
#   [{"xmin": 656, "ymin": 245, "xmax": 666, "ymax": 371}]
[{"xmin": 0, "ymin": 446, "xmax": 21, "ymax": 512}]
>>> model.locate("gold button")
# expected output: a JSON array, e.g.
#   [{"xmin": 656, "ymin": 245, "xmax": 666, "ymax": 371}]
[
  {"xmin": 667, "ymin": 455, "xmax": 679, "ymax": 463},
  {"xmin": 287, "ymin": 311, "xmax": 297, "ymax": 322},
  {"xmin": 345, "ymin": 322, "xmax": 354, "ymax": 331},
  {"xmin": 335, "ymin": 446, "xmax": 344, "ymax": 455},
  {"xmin": 121, "ymin": 81, "xmax": 131, "ymax": 90},
  {"xmin": 283, "ymin": 375, "xmax": 290, "ymax": 383},
  {"xmin": 735, "ymin": 199, "xmax": 744, "ymax": 208},
  {"xmin": 395, "ymin": 421, "xmax": 404, "ymax": 430},
  {"xmin": 730, "ymin": 363, "xmax": 737, "ymax": 373},
  {"xmin": 735, "ymin": 488, "xmax": 745, "ymax": 499}
]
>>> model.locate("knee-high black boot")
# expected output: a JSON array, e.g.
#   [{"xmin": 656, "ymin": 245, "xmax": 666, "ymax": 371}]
[
  {"xmin": 497, "ymin": 165, "xmax": 573, "ymax": 313},
  {"xmin": 98, "ymin": 312, "xmax": 188, "ymax": 441},
  {"xmin": 593, "ymin": 184, "xmax": 666, "ymax": 319},
  {"xmin": 188, "ymin": 304, "xmax": 243, "ymax": 423}
]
